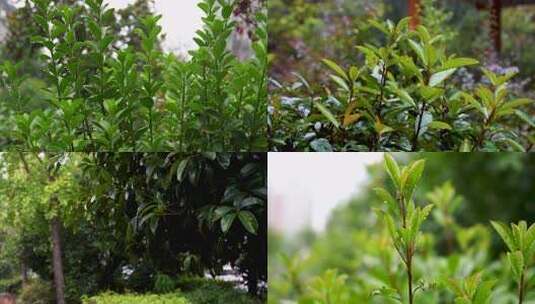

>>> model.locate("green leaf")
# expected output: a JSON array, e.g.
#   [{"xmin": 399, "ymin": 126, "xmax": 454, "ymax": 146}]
[
  {"xmin": 429, "ymin": 68, "xmax": 456, "ymax": 87},
  {"xmin": 322, "ymin": 59, "xmax": 348, "ymax": 81},
  {"xmin": 384, "ymin": 153, "xmax": 401, "ymax": 189},
  {"xmin": 473, "ymin": 280, "xmax": 496, "ymax": 304},
  {"xmin": 239, "ymin": 197, "xmax": 263, "ymax": 209},
  {"xmin": 500, "ymin": 98, "xmax": 533, "ymax": 111},
  {"xmin": 349, "ymin": 66, "xmax": 359, "ymax": 81},
  {"xmin": 419, "ymin": 86, "xmax": 444, "ymax": 102},
  {"xmin": 310, "ymin": 138, "xmax": 333, "ymax": 152},
  {"xmin": 214, "ymin": 206, "xmax": 234, "ymax": 220},
  {"xmin": 408, "ymin": 39, "xmax": 427, "ymax": 66},
  {"xmin": 176, "ymin": 159, "xmax": 189, "ymax": 182},
  {"xmin": 491, "ymin": 221, "xmax": 515, "ymax": 251},
  {"xmin": 314, "ymin": 102, "xmax": 340, "ymax": 128},
  {"xmin": 482, "ymin": 68, "xmax": 498, "ymax": 86},
  {"xmin": 238, "ymin": 211, "xmax": 258, "ymax": 235},
  {"xmin": 374, "ymin": 187, "xmax": 398, "ymax": 216},
  {"xmin": 403, "ymin": 159, "xmax": 425, "ymax": 199},
  {"xmin": 221, "ymin": 213, "xmax": 237, "ymax": 233},
  {"xmin": 515, "ymin": 110, "xmax": 535, "ymax": 127},
  {"xmin": 502, "ymin": 138, "xmax": 526, "ymax": 152},
  {"xmin": 507, "ymin": 251, "xmax": 524, "ymax": 282},
  {"xmin": 428, "ymin": 121, "xmax": 452, "ymax": 130},
  {"xmin": 442, "ymin": 57, "xmax": 479, "ymax": 70}
]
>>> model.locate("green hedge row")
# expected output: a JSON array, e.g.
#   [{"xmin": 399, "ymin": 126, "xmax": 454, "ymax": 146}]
[{"xmin": 82, "ymin": 293, "xmax": 189, "ymax": 304}]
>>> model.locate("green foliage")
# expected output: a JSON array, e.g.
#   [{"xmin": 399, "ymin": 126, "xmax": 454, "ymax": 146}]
[
  {"xmin": 18, "ymin": 279, "xmax": 55, "ymax": 304},
  {"xmin": 269, "ymin": 19, "xmax": 533, "ymax": 151},
  {"xmin": 491, "ymin": 221, "xmax": 535, "ymax": 303},
  {"xmin": 374, "ymin": 154, "xmax": 433, "ymax": 303},
  {"xmin": 81, "ymin": 292, "xmax": 189, "ymax": 304},
  {"xmin": 0, "ymin": 277, "xmax": 21, "ymax": 294},
  {"xmin": 443, "ymin": 272, "xmax": 495, "ymax": 304},
  {"xmin": 305, "ymin": 269, "xmax": 352, "ymax": 304},
  {"xmin": 269, "ymin": 153, "xmax": 535, "ymax": 304},
  {"xmin": 0, "ymin": 0, "xmax": 267, "ymax": 151},
  {"xmin": 176, "ymin": 277, "xmax": 263, "ymax": 304},
  {"xmin": 154, "ymin": 273, "xmax": 176, "ymax": 294},
  {"xmin": 0, "ymin": 152, "xmax": 267, "ymax": 302}
]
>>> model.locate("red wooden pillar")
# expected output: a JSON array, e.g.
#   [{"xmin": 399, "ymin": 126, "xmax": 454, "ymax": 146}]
[
  {"xmin": 408, "ymin": 0, "xmax": 421, "ymax": 30},
  {"xmin": 490, "ymin": 0, "xmax": 502, "ymax": 53}
]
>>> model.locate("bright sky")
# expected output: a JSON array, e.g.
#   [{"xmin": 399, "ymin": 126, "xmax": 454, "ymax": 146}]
[
  {"xmin": 268, "ymin": 153, "xmax": 384, "ymax": 234},
  {"xmin": 10, "ymin": 0, "xmax": 203, "ymax": 53}
]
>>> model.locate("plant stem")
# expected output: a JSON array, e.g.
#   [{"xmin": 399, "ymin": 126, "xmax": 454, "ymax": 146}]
[
  {"xmin": 412, "ymin": 102, "xmax": 426, "ymax": 152},
  {"xmin": 518, "ymin": 271, "xmax": 525, "ymax": 304},
  {"xmin": 407, "ymin": 257, "xmax": 414, "ymax": 304}
]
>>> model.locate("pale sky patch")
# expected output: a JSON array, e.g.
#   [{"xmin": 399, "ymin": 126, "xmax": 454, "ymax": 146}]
[{"xmin": 268, "ymin": 153, "xmax": 384, "ymax": 234}]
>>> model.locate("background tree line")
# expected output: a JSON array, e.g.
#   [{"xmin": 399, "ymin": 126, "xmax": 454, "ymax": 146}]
[{"xmin": 0, "ymin": 152, "xmax": 267, "ymax": 303}]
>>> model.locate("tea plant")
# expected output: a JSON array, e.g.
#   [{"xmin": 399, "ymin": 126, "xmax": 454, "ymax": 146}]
[
  {"xmin": 491, "ymin": 221, "xmax": 535, "ymax": 304},
  {"xmin": 0, "ymin": 0, "xmax": 267, "ymax": 151},
  {"xmin": 269, "ymin": 18, "xmax": 533, "ymax": 152},
  {"xmin": 269, "ymin": 154, "xmax": 535, "ymax": 304},
  {"xmin": 374, "ymin": 154, "xmax": 433, "ymax": 303},
  {"xmin": 443, "ymin": 272, "xmax": 495, "ymax": 304}
]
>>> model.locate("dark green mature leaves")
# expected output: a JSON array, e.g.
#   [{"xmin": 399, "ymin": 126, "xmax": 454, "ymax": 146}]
[
  {"xmin": 1, "ymin": 0, "xmax": 268, "ymax": 152},
  {"xmin": 269, "ymin": 18, "xmax": 532, "ymax": 152}
]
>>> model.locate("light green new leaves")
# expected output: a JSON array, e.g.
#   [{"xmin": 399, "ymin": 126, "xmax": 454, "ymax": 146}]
[
  {"xmin": 428, "ymin": 121, "xmax": 452, "ymax": 130},
  {"xmin": 374, "ymin": 187, "xmax": 398, "ymax": 217},
  {"xmin": 378, "ymin": 155, "xmax": 433, "ymax": 269},
  {"xmin": 508, "ymin": 251, "xmax": 524, "ymax": 283},
  {"xmin": 442, "ymin": 57, "xmax": 479, "ymax": 70},
  {"xmin": 429, "ymin": 68, "xmax": 456, "ymax": 87},
  {"xmin": 400, "ymin": 159, "xmax": 425, "ymax": 200},
  {"xmin": 322, "ymin": 59, "xmax": 348, "ymax": 82},
  {"xmin": 384, "ymin": 153, "xmax": 401, "ymax": 189},
  {"xmin": 314, "ymin": 102, "xmax": 340, "ymax": 129},
  {"xmin": 408, "ymin": 39, "xmax": 427, "ymax": 67},
  {"xmin": 384, "ymin": 154, "xmax": 426, "ymax": 200},
  {"xmin": 491, "ymin": 220, "xmax": 535, "ymax": 285},
  {"xmin": 445, "ymin": 273, "xmax": 496, "ymax": 304}
]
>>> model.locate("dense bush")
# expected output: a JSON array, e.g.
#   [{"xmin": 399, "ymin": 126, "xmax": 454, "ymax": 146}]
[
  {"xmin": 0, "ymin": 0, "xmax": 267, "ymax": 151},
  {"xmin": 269, "ymin": 18, "xmax": 533, "ymax": 152},
  {"xmin": 18, "ymin": 279, "xmax": 55, "ymax": 304},
  {"xmin": 153, "ymin": 273, "xmax": 176, "ymax": 294},
  {"xmin": 81, "ymin": 292, "xmax": 189, "ymax": 304},
  {"xmin": 175, "ymin": 277, "xmax": 263, "ymax": 304},
  {"xmin": 0, "ymin": 277, "xmax": 21, "ymax": 294}
]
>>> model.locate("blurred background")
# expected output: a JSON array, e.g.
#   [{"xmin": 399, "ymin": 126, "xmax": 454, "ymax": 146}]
[
  {"xmin": 268, "ymin": 152, "xmax": 535, "ymax": 303},
  {"xmin": 269, "ymin": 0, "xmax": 535, "ymax": 97}
]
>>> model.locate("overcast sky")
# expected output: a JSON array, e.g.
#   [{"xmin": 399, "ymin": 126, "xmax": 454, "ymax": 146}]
[
  {"xmin": 10, "ymin": 0, "xmax": 203, "ymax": 53},
  {"xmin": 268, "ymin": 153, "xmax": 383, "ymax": 234}
]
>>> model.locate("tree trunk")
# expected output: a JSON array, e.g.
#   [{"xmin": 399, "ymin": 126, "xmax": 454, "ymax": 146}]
[
  {"xmin": 20, "ymin": 257, "xmax": 28, "ymax": 287},
  {"xmin": 490, "ymin": 0, "xmax": 502, "ymax": 54},
  {"xmin": 51, "ymin": 215, "xmax": 66, "ymax": 304}
]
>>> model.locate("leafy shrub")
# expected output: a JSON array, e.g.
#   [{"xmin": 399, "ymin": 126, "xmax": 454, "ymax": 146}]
[
  {"xmin": 0, "ymin": 277, "xmax": 21, "ymax": 294},
  {"xmin": 269, "ymin": 19, "xmax": 533, "ymax": 152},
  {"xmin": 18, "ymin": 279, "xmax": 55, "ymax": 304},
  {"xmin": 175, "ymin": 277, "xmax": 262, "ymax": 304},
  {"xmin": 154, "ymin": 273, "xmax": 176, "ymax": 294},
  {"xmin": 81, "ymin": 292, "xmax": 189, "ymax": 304},
  {"xmin": 0, "ymin": 0, "xmax": 267, "ymax": 151}
]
